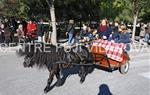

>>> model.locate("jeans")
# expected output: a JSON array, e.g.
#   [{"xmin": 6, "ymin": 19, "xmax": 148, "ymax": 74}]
[
  {"xmin": 68, "ymin": 33, "xmax": 74, "ymax": 44},
  {"xmin": 144, "ymin": 33, "xmax": 149, "ymax": 42}
]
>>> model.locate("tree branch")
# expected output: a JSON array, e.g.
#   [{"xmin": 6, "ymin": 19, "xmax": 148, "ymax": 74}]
[{"xmin": 45, "ymin": 0, "xmax": 54, "ymax": 8}]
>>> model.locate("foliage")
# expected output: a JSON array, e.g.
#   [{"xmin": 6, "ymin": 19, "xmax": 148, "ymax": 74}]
[{"xmin": 0, "ymin": 0, "xmax": 150, "ymax": 22}]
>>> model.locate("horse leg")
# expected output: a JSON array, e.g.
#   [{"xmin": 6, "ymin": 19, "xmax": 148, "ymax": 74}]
[
  {"xmin": 44, "ymin": 70, "xmax": 54, "ymax": 93},
  {"xmin": 56, "ymin": 64, "xmax": 63, "ymax": 87},
  {"xmin": 79, "ymin": 62, "xmax": 87, "ymax": 83}
]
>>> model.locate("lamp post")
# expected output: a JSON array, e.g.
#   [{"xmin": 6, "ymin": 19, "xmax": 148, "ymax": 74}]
[
  {"xmin": 88, "ymin": 14, "xmax": 91, "ymax": 26},
  {"xmin": 79, "ymin": 14, "xmax": 82, "ymax": 30}
]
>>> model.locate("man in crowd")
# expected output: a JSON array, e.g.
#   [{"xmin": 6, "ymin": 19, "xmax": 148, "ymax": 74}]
[
  {"xmin": 66, "ymin": 19, "xmax": 75, "ymax": 45},
  {"xmin": 26, "ymin": 19, "xmax": 37, "ymax": 42},
  {"xmin": 37, "ymin": 19, "xmax": 44, "ymax": 42}
]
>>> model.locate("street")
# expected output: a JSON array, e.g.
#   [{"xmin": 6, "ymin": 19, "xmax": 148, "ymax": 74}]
[{"xmin": 0, "ymin": 48, "xmax": 149, "ymax": 95}]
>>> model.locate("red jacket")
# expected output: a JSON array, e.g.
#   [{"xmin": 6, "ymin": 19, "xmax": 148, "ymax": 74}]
[{"xmin": 27, "ymin": 22, "xmax": 37, "ymax": 33}]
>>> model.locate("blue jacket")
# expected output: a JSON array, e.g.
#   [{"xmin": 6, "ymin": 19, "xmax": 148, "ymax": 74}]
[
  {"xmin": 116, "ymin": 32, "xmax": 131, "ymax": 43},
  {"xmin": 87, "ymin": 32, "xmax": 94, "ymax": 39},
  {"xmin": 109, "ymin": 32, "xmax": 131, "ymax": 51},
  {"xmin": 66, "ymin": 24, "xmax": 75, "ymax": 35}
]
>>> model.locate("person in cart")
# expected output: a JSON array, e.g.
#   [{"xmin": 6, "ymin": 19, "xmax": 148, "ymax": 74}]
[
  {"xmin": 91, "ymin": 25, "xmax": 131, "ymax": 74},
  {"xmin": 109, "ymin": 25, "xmax": 131, "ymax": 52}
]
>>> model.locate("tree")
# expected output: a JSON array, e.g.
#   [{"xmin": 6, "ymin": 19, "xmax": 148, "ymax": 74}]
[
  {"xmin": 46, "ymin": 0, "xmax": 57, "ymax": 45},
  {"xmin": 1, "ymin": 0, "xmax": 150, "ymax": 43},
  {"xmin": 127, "ymin": 0, "xmax": 150, "ymax": 41}
]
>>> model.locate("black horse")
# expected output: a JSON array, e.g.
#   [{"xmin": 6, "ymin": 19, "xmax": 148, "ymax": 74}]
[{"xmin": 17, "ymin": 43, "xmax": 93, "ymax": 93}]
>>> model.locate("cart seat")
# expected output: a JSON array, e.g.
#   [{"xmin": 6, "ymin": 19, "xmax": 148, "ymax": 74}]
[{"xmin": 91, "ymin": 39, "xmax": 126, "ymax": 62}]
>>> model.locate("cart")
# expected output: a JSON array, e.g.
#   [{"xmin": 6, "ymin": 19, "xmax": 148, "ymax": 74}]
[{"xmin": 91, "ymin": 39, "xmax": 130, "ymax": 74}]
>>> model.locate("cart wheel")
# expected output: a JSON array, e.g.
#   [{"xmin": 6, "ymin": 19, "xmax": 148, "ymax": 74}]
[{"xmin": 119, "ymin": 61, "xmax": 129, "ymax": 74}]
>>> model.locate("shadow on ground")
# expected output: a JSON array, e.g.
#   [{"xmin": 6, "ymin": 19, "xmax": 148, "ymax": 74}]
[{"xmin": 97, "ymin": 84, "xmax": 113, "ymax": 95}]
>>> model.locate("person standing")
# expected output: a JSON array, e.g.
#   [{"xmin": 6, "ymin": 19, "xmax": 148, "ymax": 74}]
[
  {"xmin": 26, "ymin": 19, "xmax": 37, "ymax": 42},
  {"xmin": 37, "ymin": 19, "xmax": 44, "ymax": 42},
  {"xmin": 140, "ymin": 24, "xmax": 146, "ymax": 39},
  {"xmin": 66, "ymin": 19, "xmax": 75, "ymax": 45},
  {"xmin": 16, "ymin": 24, "xmax": 25, "ymax": 43},
  {"xmin": 144, "ymin": 26, "xmax": 150, "ymax": 44},
  {"xmin": 27, "ymin": 19, "xmax": 37, "ymax": 34},
  {"xmin": 4, "ymin": 24, "xmax": 11, "ymax": 45},
  {"xmin": 0, "ymin": 23, "xmax": 5, "ymax": 43},
  {"xmin": 10, "ymin": 17, "xmax": 17, "ymax": 42},
  {"xmin": 21, "ymin": 18, "xmax": 27, "ymax": 37}
]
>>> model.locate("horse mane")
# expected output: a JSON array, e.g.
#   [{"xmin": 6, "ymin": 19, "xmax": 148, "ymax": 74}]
[
  {"xmin": 32, "ymin": 44, "xmax": 68, "ymax": 69},
  {"xmin": 22, "ymin": 43, "xmax": 91, "ymax": 69}
]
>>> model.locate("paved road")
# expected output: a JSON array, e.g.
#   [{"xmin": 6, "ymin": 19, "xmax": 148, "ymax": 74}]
[{"xmin": 0, "ymin": 48, "xmax": 149, "ymax": 95}]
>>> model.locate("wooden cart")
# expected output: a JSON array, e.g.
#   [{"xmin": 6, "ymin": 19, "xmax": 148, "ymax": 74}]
[{"xmin": 91, "ymin": 41, "xmax": 130, "ymax": 74}]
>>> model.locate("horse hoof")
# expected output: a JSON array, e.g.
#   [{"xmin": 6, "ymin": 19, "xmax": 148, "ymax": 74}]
[
  {"xmin": 78, "ymin": 71, "xmax": 82, "ymax": 77},
  {"xmin": 44, "ymin": 86, "xmax": 50, "ymax": 93},
  {"xmin": 78, "ymin": 73, "xmax": 81, "ymax": 77},
  {"xmin": 80, "ymin": 78, "xmax": 85, "ymax": 84},
  {"xmin": 56, "ymin": 81, "xmax": 62, "ymax": 87}
]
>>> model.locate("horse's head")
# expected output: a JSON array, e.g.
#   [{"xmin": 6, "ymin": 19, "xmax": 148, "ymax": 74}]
[
  {"xmin": 23, "ymin": 55, "xmax": 35, "ymax": 68},
  {"xmin": 23, "ymin": 56, "xmax": 31, "ymax": 67},
  {"xmin": 16, "ymin": 43, "xmax": 36, "ymax": 67},
  {"xmin": 23, "ymin": 43, "xmax": 37, "ymax": 68}
]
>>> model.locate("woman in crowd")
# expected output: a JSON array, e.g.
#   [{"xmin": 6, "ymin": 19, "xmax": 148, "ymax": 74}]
[
  {"xmin": 81, "ymin": 26, "xmax": 93, "ymax": 42},
  {"xmin": 144, "ymin": 26, "xmax": 150, "ymax": 44},
  {"xmin": 80, "ymin": 24, "xmax": 87, "ymax": 39},
  {"xmin": 86, "ymin": 27, "xmax": 94, "ymax": 40},
  {"xmin": 97, "ymin": 19, "xmax": 112, "ymax": 39},
  {"xmin": 4, "ymin": 24, "xmax": 12, "ymax": 45},
  {"xmin": 140, "ymin": 24, "xmax": 146, "ymax": 39},
  {"xmin": 16, "ymin": 24, "xmax": 25, "ymax": 43}
]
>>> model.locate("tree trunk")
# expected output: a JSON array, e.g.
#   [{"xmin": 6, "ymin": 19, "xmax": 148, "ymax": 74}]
[
  {"xmin": 132, "ymin": 14, "xmax": 138, "ymax": 41},
  {"xmin": 46, "ymin": 0, "xmax": 57, "ymax": 45},
  {"xmin": 49, "ymin": 5, "xmax": 57, "ymax": 45}
]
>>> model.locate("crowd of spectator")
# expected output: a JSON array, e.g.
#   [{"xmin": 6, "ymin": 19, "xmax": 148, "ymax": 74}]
[
  {"xmin": 0, "ymin": 17, "xmax": 45, "ymax": 44},
  {"xmin": 0, "ymin": 17, "xmax": 149, "ymax": 47},
  {"xmin": 139, "ymin": 23, "xmax": 150, "ymax": 44}
]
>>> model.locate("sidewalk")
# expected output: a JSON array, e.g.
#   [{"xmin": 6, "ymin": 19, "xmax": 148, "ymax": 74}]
[{"xmin": 129, "ymin": 47, "xmax": 150, "ymax": 59}]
